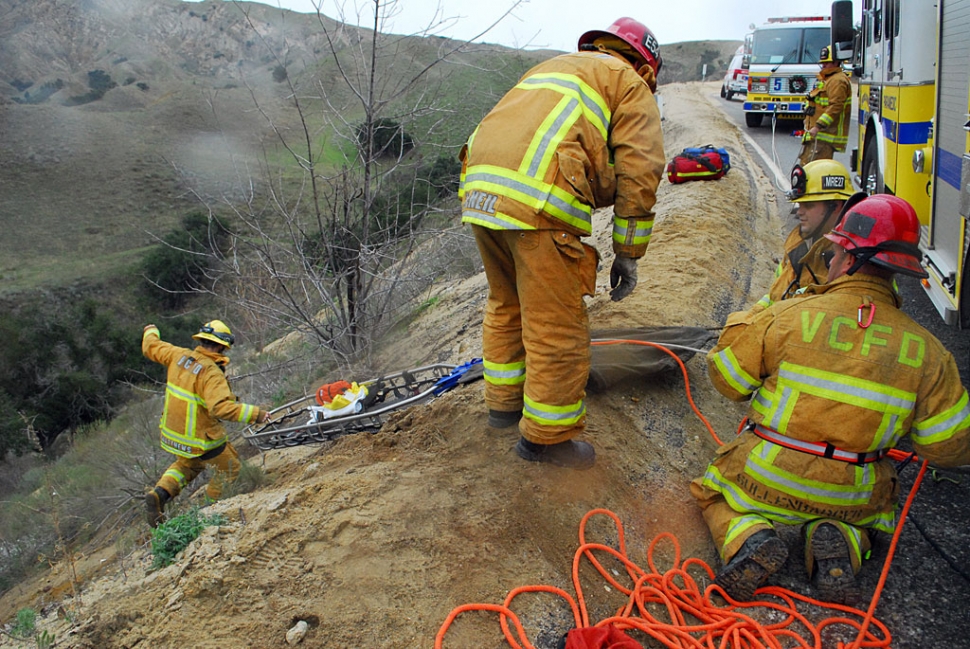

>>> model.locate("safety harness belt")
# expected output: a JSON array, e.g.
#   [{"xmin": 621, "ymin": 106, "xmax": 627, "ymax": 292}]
[{"xmin": 750, "ymin": 423, "xmax": 886, "ymax": 465}]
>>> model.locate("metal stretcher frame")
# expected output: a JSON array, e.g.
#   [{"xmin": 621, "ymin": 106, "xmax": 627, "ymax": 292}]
[{"xmin": 242, "ymin": 362, "xmax": 473, "ymax": 451}]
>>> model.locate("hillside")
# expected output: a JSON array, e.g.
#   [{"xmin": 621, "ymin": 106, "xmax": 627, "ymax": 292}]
[
  {"xmin": 1, "ymin": 82, "xmax": 967, "ymax": 649},
  {"xmin": 0, "ymin": 0, "xmax": 739, "ymax": 292}
]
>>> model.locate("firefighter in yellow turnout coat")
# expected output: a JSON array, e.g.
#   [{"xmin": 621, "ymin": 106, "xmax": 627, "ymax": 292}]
[
  {"xmin": 459, "ymin": 17, "xmax": 665, "ymax": 469},
  {"xmin": 798, "ymin": 46, "xmax": 852, "ymax": 166},
  {"xmin": 693, "ymin": 195, "xmax": 970, "ymax": 604},
  {"xmin": 750, "ymin": 160, "xmax": 855, "ymax": 315},
  {"xmin": 142, "ymin": 320, "xmax": 268, "ymax": 527}
]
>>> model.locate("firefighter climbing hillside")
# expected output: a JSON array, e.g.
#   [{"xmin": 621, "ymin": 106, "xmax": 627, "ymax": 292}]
[
  {"xmin": 797, "ymin": 45, "xmax": 852, "ymax": 167},
  {"xmin": 749, "ymin": 159, "xmax": 855, "ymax": 314},
  {"xmin": 458, "ymin": 17, "xmax": 665, "ymax": 469},
  {"xmin": 693, "ymin": 195, "xmax": 970, "ymax": 605},
  {"xmin": 142, "ymin": 320, "xmax": 269, "ymax": 528}
]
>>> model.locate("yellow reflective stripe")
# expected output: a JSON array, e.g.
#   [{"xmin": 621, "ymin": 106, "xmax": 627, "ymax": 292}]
[
  {"xmin": 756, "ymin": 294, "xmax": 773, "ymax": 309},
  {"xmin": 612, "ymin": 217, "xmax": 653, "ymax": 246},
  {"xmin": 816, "ymin": 133, "xmax": 849, "ymax": 146},
  {"xmin": 521, "ymin": 94, "xmax": 581, "ymax": 177},
  {"xmin": 516, "ymin": 73, "xmax": 611, "ymax": 139},
  {"xmin": 711, "ymin": 347, "xmax": 761, "ymax": 395},
  {"xmin": 483, "ymin": 359, "xmax": 526, "ymax": 385},
  {"xmin": 163, "ymin": 468, "xmax": 188, "ymax": 488},
  {"xmin": 462, "ymin": 166, "xmax": 592, "ymax": 232},
  {"xmin": 723, "ymin": 514, "xmax": 770, "ymax": 559},
  {"xmin": 913, "ymin": 391, "xmax": 970, "ymax": 444},
  {"xmin": 167, "ymin": 383, "xmax": 205, "ymax": 406},
  {"xmin": 777, "ymin": 361, "xmax": 914, "ymax": 408},
  {"xmin": 702, "ymin": 465, "xmax": 896, "ymax": 533},
  {"xmin": 816, "ymin": 113, "xmax": 834, "ymax": 127},
  {"xmin": 238, "ymin": 403, "xmax": 255, "ymax": 423},
  {"xmin": 143, "ymin": 326, "xmax": 160, "ymax": 340},
  {"xmin": 523, "ymin": 394, "xmax": 585, "ymax": 427},
  {"xmin": 461, "ymin": 211, "xmax": 535, "ymax": 231},
  {"xmin": 748, "ymin": 441, "xmax": 874, "ymax": 506}
]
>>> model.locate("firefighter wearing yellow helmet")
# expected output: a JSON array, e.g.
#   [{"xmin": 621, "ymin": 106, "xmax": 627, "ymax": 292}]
[
  {"xmin": 798, "ymin": 45, "xmax": 852, "ymax": 166},
  {"xmin": 695, "ymin": 195, "xmax": 970, "ymax": 605},
  {"xmin": 748, "ymin": 159, "xmax": 858, "ymax": 315},
  {"xmin": 142, "ymin": 319, "xmax": 270, "ymax": 528}
]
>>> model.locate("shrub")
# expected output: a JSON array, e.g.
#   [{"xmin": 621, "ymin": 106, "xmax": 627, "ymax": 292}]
[
  {"xmin": 11, "ymin": 607, "xmax": 36, "ymax": 638},
  {"xmin": 150, "ymin": 507, "xmax": 227, "ymax": 569},
  {"xmin": 356, "ymin": 118, "xmax": 415, "ymax": 159},
  {"xmin": 139, "ymin": 211, "xmax": 227, "ymax": 309},
  {"xmin": 272, "ymin": 65, "xmax": 288, "ymax": 83}
]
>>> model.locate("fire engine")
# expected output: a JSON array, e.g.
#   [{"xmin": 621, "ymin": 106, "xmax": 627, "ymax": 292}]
[
  {"xmin": 838, "ymin": 0, "xmax": 970, "ymax": 326},
  {"xmin": 743, "ymin": 14, "xmax": 832, "ymax": 128}
]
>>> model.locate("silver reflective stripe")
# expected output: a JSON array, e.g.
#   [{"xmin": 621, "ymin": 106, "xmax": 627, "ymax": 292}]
[
  {"xmin": 766, "ymin": 386, "xmax": 795, "ymax": 430},
  {"xmin": 519, "ymin": 75, "xmax": 610, "ymax": 132},
  {"xmin": 464, "ymin": 171, "xmax": 591, "ymax": 226},
  {"xmin": 914, "ymin": 398, "xmax": 970, "ymax": 441},
  {"xmin": 523, "ymin": 400, "xmax": 585, "ymax": 422},
  {"xmin": 713, "ymin": 348, "xmax": 760, "ymax": 394},
  {"xmin": 484, "ymin": 367, "xmax": 525, "ymax": 380},
  {"xmin": 779, "ymin": 366, "xmax": 916, "ymax": 411},
  {"xmin": 754, "ymin": 424, "xmax": 884, "ymax": 463},
  {"xmin": 526, "ymin": 97, "xmax": 579, "ymax": 177}
]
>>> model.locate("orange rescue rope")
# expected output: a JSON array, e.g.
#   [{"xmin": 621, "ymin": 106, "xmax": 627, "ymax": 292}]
[{"xmin": 435, "ymin": 339, "xmax": 929, "ymax": 648}]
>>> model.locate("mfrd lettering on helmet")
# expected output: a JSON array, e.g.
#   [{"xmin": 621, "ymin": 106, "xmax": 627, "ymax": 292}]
[{"xmin": 821, "ymin": 174, "xmax": 846, "ymax": 191}]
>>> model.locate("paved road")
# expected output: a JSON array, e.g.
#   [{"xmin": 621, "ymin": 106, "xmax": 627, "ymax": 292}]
[{"xmin": 710, "ymin": 87, "xmax": 970, "ymax": 383}]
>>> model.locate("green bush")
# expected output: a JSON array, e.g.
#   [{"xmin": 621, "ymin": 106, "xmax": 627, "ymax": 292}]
[
  {"xmin": 139, "ymin": 212, "xmax": 227, "ymax": 309},
  {"xmin": 11, "ymin": 607, "xmax": 37, "ymax": 638},
  {"xmin": 0, "ymin": 296, "xmax": 144, "ymax": 454},
  {"xmin": 150, "ymin": 508, "xmax": 227, "ymax": 569},
  {"xmin": 356, "ymin": 118, "xmax": 415, "ymax": 159}
]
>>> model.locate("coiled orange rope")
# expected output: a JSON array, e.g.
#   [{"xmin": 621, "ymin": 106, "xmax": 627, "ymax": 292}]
[{"xmin": 435, "ymin": 339, "xmax": 928, "ymax": 649}]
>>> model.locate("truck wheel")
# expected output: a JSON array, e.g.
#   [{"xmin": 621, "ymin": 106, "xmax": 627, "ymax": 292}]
[
  {"xmin": 745, "ymin": 112, "xmax": 763, "ymax": 128},
  {"xmin": 861, "ymin": 139, "xmax": 884, "ymax": 195},
  {"xmin": 720, "ymin": 84, "xmax": 726, "ymax": 98},
  {"xmin": 726, "ymin": 90, "xmax": 735, "ymax": 101}
]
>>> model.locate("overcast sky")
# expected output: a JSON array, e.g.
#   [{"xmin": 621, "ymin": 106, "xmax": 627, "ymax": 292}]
[{"xmin": 186, "ymin": 0, "xmax": 861, "ymax": 51}]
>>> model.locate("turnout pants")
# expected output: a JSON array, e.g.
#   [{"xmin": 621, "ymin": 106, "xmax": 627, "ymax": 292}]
[
  {"xmin": 797, "ymin": 138, "xmax": 837, "ymax": 167},
  {"xmin": 156, "ymin": 441, "xmax": 241, "ymax": 501},
  {"xmin": 690, "ymin": 479, "xmax": 871, "ymax": 576},
  {"xmin": 472, "ymin": 225, "xmax": 597, "ymax": 445}
]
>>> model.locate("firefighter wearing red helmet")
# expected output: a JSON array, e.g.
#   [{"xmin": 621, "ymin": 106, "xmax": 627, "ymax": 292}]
[
  {"xmin": 694, "ymin": 194, "xmax": 970, "ymax": 605},
  {"xmin": 458, "ymin": 18, "xmax": 665, "ymax": 469}
]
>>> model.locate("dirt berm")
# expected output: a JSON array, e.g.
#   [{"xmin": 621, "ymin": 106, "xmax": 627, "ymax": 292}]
[{"xmin": 2, "ymin": 82, "xmax": 969, "ymax": 649}]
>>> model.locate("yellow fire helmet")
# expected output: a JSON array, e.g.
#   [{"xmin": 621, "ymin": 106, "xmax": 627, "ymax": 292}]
[
  {"xmin": 789, "ymin": 159, "xmax": 854, "ymax": 202},
  {"xmin": 192, "ymin": 319, "xmax": 235, "ymax": 349}
]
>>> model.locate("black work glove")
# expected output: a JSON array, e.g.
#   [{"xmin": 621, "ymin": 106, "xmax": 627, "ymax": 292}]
[{"xmin": 609, "ymin": 256, "xmax": 638, "ymax": 302}]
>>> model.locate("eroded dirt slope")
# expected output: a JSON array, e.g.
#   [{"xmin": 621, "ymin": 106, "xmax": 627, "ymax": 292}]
[{"xmin": 6, "ymin": 83, "xmax": 967, "ymax": 649}]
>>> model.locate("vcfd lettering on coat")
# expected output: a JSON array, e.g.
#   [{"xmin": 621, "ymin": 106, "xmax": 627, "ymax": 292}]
[
  {"xmin": 463, "ymin": 190, "xmax": 498, "ymax": 216},
  {"xmin": 799, "ymin": 310, "xmax": 925, "ymax": 367}
]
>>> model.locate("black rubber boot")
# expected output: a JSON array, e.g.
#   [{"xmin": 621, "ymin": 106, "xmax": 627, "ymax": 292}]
[
  {"xmin": 810, "ymin": 523, "xmax": 861, "ymax": 606},
  {"xmin": 145, "ymin": 486, "xmax": 171, "ymax": 529},
  {"xmin": 514, "ymin": 436, "xmax": 595, "ymax": 470},
  {"xmin": 714, "ymin": 529, "xmax": 789, "ymax": 602},
  {"xmin": 487, "ymin": 409, "xmax": 522, "ymax": 429}
]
